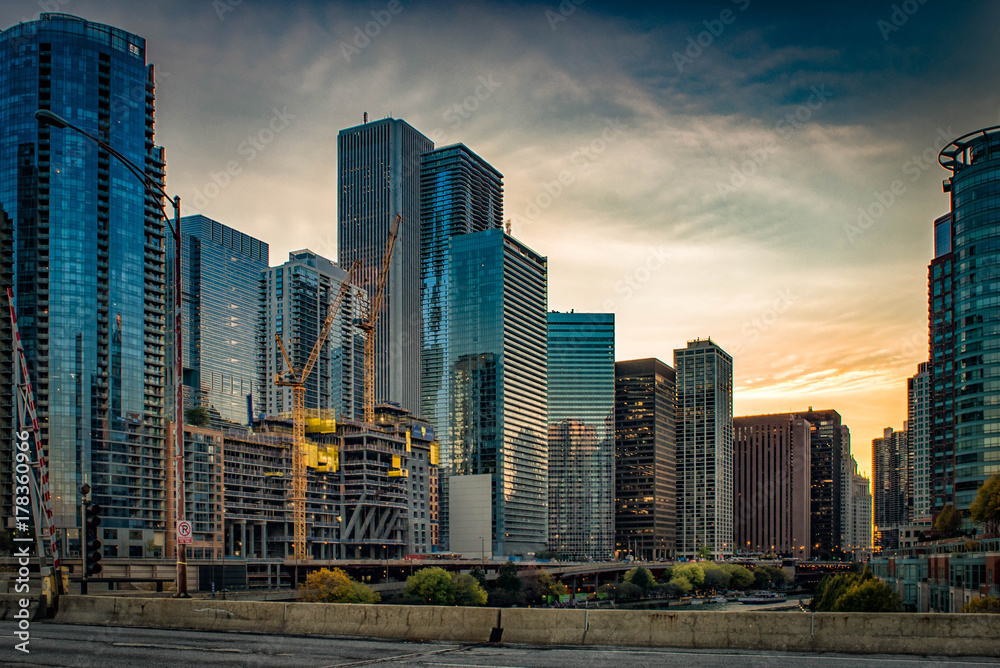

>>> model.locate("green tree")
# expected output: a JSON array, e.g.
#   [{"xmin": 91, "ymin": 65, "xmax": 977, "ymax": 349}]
[
  {"xmin": 696, "ymin": 545, "xmax": 713, "ymax": 560},
  {"xmin": 405, "ymin": 567, "xmax": 455, "ymax": 605},
  {"xmin": 668, "ymin": 575, "xmax": 693, "ymax": 594},
  {"xmin": 185, "ymin": 406, "xmax": 210, "ymax": 427},
  {"xmin": 934, "ymin": 503, "xmax": 962, "ymax": 537},
  {"xmin": 451, "ymin": 573, "xmax": 488, "ymax": 606},
  {"xmin": 722, "ymin": 564, "xmax": 754, "ymax": 590},
  {"xmin": 535, "ymin": 548, "xmax": 562, "ymax": 560},
  {"xmin": 962, "ymin": 595, "xmax": 1000, "ymax": 613},
  {"xmin": 623, "ymin": 566, "xmax": 657, "ymax": 591},
  {"xmin": 701, "ymin": 563, "xmax": 730, "ymax": 592},
  {"xmin": 496, "ymin": 561, "xmax": 522, "ymax": 593},
  {"xmin": 298, "ymin": 567, "xmax": 380, "ymax": 604},
  {"xmin": 831, "ymin": 579, "xmax": 901, "ymax": 612},
  {"xmin": 752, "ymin": 565, "xmax": 789, "ymax": 589},
  {"xmin": 970, "ymin": 474, "xmax": 1000, "ymax": 535},
  {"xmin": 596, "ymin": 581, "xmax": 643, "ymax": 601},
  {"xmin": 811, "ymin": 572, "xmax": 856, "ymax": 611},
  {"xmin": 522, "ymin": 568, "xmax": 567, "ymax": 603},
  {"xmin": 469, "ymin": 566, "xmax": 487, "ymax": 590},
  {"xmin": 671, "ymin": 563, "xmax": 705, "ymax": 588}
]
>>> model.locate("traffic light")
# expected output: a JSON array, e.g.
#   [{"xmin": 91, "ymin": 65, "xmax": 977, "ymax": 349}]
[{"xmin": 84, "ymin": 501, "xmax": 102, "ymax": 577}]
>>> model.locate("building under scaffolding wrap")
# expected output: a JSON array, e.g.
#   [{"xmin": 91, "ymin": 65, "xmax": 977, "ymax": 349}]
[{"xmin": 219, "ymin": 404, "xmax": 438, "ymax": 561}]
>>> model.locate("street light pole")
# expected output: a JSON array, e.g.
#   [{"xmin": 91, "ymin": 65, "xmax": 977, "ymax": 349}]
[{"xmin": 35, "ymin": 109, "xmax": 189, "ymax": 597}]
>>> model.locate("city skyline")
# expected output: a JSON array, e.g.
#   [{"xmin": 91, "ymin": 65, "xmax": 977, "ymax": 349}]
[{"xmin": 2, "ymin": 0, "xmax": 997, "ymax": 477}]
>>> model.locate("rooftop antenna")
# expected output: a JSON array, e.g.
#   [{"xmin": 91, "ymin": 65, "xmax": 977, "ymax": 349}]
[
  {"xmin": 505, "ymin": 219, "xmax": 511, "ymax": 235},
  {"xmin": 363, "ymin": 111, "xmax": 368, "ymax": 123}
]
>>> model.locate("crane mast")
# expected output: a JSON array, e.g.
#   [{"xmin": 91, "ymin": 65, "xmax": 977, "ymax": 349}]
[
  {"xmin": 274, "ymin": 260, "xmax": 360, "ymax": 561},
  {"xmin": 359, "ymin": 214, "xmax": 402, "ymax": 424}
]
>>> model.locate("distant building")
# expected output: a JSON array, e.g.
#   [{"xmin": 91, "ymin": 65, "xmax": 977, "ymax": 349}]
[
  {"xmin": 165, "ymin": 423, "xmax": 224, "ymax": 562},
  {"xmin": 259, "ymin": 250, "xmax": 365, "ymax": 421},
  {"xmin": 547, "ymin": 312, "xmax": 615, "ymax": 561},
  {"xmin": 614, "ymin": 358, "xmax": 677, "ymax": 560},
  {"xmin": 167, "ymin": 215, "xmax": 268, "ymax": 428},
  {"xmin": 443, "ymin": 229, "xmax": 548, "ymax": 556},
  {"xmin": 791, "ymin": 409, "xmax": 846, "ymax": 560},
  {"xmin": 675, "ymin": 339, "xmax": 734, "ymax": 558},
  {"xmin": 908, "ymin": 362, "xmax": 931, "ymax": 520},
  {"xmin": 872, "ymin": 426, "xmax": 912, "ymax": 552},
  {"xmin": 848, "ymin": 459, "xmax": 873, "ymax": 562},
  {"xmin": 1, "ymin": 14, "xmax": 167, "ymax": 553},
  {"xmin": 338, "ymin": 117, "xmax": 433, "ymax": 415},
  {"xmin": 732, "ymin": 413, "xmax": 811, "ymax": 559}
]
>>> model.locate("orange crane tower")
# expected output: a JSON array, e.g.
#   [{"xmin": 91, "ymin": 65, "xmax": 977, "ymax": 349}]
[
  {"xmin": 358, "ymin": 214, "xmax": 402, "ymax": 424},
  {"xmin": 274, "ymin": 260, "xmax": 360, "ymax": 561}
]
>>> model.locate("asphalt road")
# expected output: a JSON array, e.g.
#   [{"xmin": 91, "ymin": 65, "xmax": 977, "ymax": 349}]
[{"xmin": 0, "ymin": 622, "xmax": 997, "ymax": 668}]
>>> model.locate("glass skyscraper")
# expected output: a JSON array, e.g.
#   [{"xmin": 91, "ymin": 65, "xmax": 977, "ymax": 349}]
[
  {"xmin": 547, "ymin": 312, "xmax": 614, "ymax": 561},
  {"xmin": 444, "ymin": 229, "xmax": 547, "ymax": 556},
  {"xmin": 934, "ymin": 129, "xmax": 1000, "ymax": 511},
  {"xmin": 259, "ymin": 250, "xmax": 365, "ymax": 421},
  {"xmin": 791, "ymin": 408, "xmax": 845, "ymax": 559},
  {"xmin": 420, "ymin": 144, "xmax": 503, "ymax": 433},
  {"xmin": 675, "ymin": 339, "xmax": 733, "ymax": 558},
  {"xmin": 1, "ymin": 14, "xmax": 167, "ymax": 553},
  {"xmin": 167, "ymin": 215, "xmax": 268, "ymax": 428},
  {"xmin": 338, "ymin": 117, "xmax": 432, "ymax": 415}
]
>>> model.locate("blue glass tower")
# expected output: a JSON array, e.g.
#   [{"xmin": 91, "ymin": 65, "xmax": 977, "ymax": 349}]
[
  {"xmin": 935, "ymin": 129, "xmax": 1000, "ymax": 511},
  {"xmin": 0, "ymin": 14, "xmax": 167, "ymax": 551},
  {"xmin": 445, "ymin": 229, "xmax": 547, "ymax": 556},
  {"xmin": 420, "ymin": 144, "xmax": 503, "ymax": 440},
  {"xmin": 167, "ymin": 215, "xmax": 268, "ymax": 428},
  {"xmin": 547, "ymin": 312, "xmax": 615, "ymax": 560}
]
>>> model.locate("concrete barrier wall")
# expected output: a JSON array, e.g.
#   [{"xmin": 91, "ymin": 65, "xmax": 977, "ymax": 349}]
[{"xmin": 54, "ymin": 596, "xmax": 1000, "ymax": 656}]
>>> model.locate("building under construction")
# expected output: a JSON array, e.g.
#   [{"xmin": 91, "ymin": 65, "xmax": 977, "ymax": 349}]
[{"xmin": 217, "ymin": 404, "xmax": 438, "ymax": 564}]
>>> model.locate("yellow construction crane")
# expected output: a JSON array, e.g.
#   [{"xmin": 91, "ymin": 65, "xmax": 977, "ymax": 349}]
[
  {"xmin": 274, "ymin": 260, "xmax": 360, "ymax": 561},
  {"xmin": 358, "ymin": 214, "xmax": 402, "ymax": 424}
]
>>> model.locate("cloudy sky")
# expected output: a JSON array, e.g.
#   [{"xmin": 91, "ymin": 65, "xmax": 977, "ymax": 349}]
[{"xmin": 4, "ymin": 0, "xmax": 998, "ymax": 476}]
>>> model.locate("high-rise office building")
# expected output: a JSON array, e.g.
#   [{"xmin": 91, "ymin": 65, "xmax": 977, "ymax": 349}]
[
  {"xmin": 849, "ymin": 459, "xmax": 873, "ymax": 562},
  {"xmin": 791, "ymin": 408, "xmax": 845, "ymax": 559},
  {"xmin": 1, "ymin": 14, "xmax": 167, "ymax": 553},
  {"xmin": 872, "ymin": 426, "xmax": 912, "ymax": 551},
  {"xmin": 547, "ymin": 312, "xmax": 615, "ymax": 561},
  {"xmin": 675, "ymin": 339, "xmax": 733, "ymax": 558},
  {"xmin": 259, "ymin": 250, "xmax": 365, "ymax": 421},
  {"xmin": 839, "ymin": 425, "xmax": 853, "ymax": 556},
  {"xmin": 927, "ymin": 213, "xmax": 955, "ymax": 514},
  {"xmin": 934, "ymin": 128, "xmax": 1000, "ymax": 511},
  {"xmin": 420, "ymin": 143, "xmax": 503, "ymax": 431},
  {"xmin": 732, "ymin": 414, "xmax": 811, "ymax": 559},
  {"xmin": 338, "ymin": 117, "xmax": 433, "ymax": 415},
  {"xmin": 443, "ymin": 228, "xmax": 547, "ymax": 556},
  {"xmin": 1, "ymin": 207, "xmax": 14, "ymax": 522},
  {"xmin": 908, "ymin": 362, "xmax": 931, "ymax": 520},
  {"xmin": 167, "ymin": 215, "xmax": 268, "ymax": 428},
  {"xmin": 614, "ymin": 358, "xmax": 677, "ymax": 560}
]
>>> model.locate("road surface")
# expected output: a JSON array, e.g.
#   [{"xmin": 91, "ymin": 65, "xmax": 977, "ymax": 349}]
[{"xmin": 0, "ymin": 622, "xmax": 996, "ymax": 667}]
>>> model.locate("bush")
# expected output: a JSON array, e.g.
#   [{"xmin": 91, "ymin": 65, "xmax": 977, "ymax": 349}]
[
  {"xmin": 962, "ymin": 595, "xmax": 1000, "ymax": 613},
  {"xmin": 812, "ymin": 568, "xmax": 900, "ymax": 612},
  {"xmin": 298, "ymin": 567, "xmax": 380, "ymax": 604}
]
